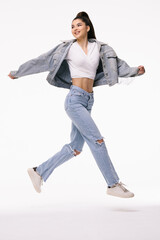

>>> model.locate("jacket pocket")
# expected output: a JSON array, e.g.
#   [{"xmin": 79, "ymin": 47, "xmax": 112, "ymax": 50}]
[
  {"xmin": 105, "ymin": 50, "xmax": 117, "ymax": 58},
  {"xmin": 105, "ymin": 51, "xmax": 117, "ymax": 72}
]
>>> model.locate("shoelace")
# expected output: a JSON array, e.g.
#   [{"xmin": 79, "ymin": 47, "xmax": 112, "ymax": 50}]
[
  {"xmin": 117, "ymin": 182, "xmax": 129, "ymax": 192},
  {"xmin": 112, "ymin": 181, "xmax": 128, "ymax": 192}
]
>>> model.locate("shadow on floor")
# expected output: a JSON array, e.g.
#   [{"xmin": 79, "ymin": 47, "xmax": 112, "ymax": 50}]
[{"xmin": 0, "ymin": 203, "xmax": 160, "ymax": 240}]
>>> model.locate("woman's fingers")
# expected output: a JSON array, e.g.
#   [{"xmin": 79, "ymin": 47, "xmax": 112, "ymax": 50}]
[
  {"xmin": 138, "ymin": 65, "xmax": 145, "ymax": 75},
  {"xmin": 8, "ymin": 72, "xmax": 15, "ymax": 79}
]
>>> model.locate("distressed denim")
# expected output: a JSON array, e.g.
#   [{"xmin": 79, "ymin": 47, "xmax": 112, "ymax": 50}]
[{"xmin": 36, "ymin": 85, "xmax": 120, "ymax": 187}]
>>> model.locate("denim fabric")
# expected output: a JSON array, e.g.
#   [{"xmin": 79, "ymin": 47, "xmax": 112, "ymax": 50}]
[
  {"xmin": 36, "ymin": 85, "xmax": 120, "ymax": 187},
  {"xmin": 10, "ymin": 38, "xmax": 140, "ymax": 89}
]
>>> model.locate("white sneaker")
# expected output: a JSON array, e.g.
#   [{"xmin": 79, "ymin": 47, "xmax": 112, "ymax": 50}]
[
  {"xmin": 107, "ymin": 182, "xmax": 134, "ymax": 198},
  {"xmin": 27, "ymin": 168, "xmax": 43, "ymax": 193}
]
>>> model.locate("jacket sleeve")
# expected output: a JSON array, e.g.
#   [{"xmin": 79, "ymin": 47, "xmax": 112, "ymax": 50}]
[
  {"xmin": 10, "ymin": 44, "xmax": 60, "ymax": 78},
  {"xmin": 117, "ymin": 57, "xmax": 139, "ymax": 77}
]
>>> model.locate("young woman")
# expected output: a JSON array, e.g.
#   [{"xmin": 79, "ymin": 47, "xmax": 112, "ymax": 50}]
[{"xmin": 8, "ymin": 11, "xmax": 145, "ymax": 198}]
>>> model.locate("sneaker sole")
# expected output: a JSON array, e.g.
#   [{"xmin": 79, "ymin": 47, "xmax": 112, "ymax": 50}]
[
  {"xmin": 107, "ymin": 190, "xmax": 134, "ymax": 198},
  {"xmin": 27, "ymin": 168, "xmax": 41, "ymax": 193}
]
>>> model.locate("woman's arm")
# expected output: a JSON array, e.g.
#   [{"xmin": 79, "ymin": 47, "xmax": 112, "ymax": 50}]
[
  {"xmin": 117, "ymin": 57, "xmax": 145, "ymax": 77},
  {"xmin": 8, "ymin": 44, "xmax": 60, "ymax": 79},
  {"xmin": 104, "ymin": 44, "xmax": 145, "ymax": 78}
]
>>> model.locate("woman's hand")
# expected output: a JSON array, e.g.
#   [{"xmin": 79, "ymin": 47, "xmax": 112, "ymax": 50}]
[
  {"xmin": 137, "ymin": 65, "xmax": 145, "ymax": 75},
  {"xmin": 8, "ymin": 72, "xmax": 17, "ymax": 79}
]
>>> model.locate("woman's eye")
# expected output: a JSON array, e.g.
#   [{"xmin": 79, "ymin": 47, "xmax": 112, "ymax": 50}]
[{"xmin": 71, "ymin": 24, "xmax": 82, "ymax": 29}]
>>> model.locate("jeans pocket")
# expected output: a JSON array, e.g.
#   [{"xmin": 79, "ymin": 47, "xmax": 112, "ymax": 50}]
[{"xmin": 71, "ymin": 90, "xmax": 84, "ymax": 97}]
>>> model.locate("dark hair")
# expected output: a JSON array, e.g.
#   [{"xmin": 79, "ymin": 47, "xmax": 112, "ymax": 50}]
[{"xmin": 72, "ymin": 11, "xmax": 96, "ymax": 39}]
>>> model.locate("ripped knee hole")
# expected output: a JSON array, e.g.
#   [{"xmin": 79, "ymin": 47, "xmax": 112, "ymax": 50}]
[
  {"xmin": 74, "ymin": 149, "xmax": 81, "ymax": 156},
  {"xmin": 96, "ymin": 138, "xmax": 104, "ymax": 144}
]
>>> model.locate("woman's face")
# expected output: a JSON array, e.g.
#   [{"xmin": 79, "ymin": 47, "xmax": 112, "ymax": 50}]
[{"xmin": 71, "ymin": 19, "xmax": 90, "ymax": 40}]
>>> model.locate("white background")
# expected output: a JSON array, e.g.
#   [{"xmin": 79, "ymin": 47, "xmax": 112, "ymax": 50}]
[{"xmin": 0, "ymin": 0, "xmax": 160, "ymax": 239}]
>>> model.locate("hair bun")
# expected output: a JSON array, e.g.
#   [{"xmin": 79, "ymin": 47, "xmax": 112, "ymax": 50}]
[{"xmin": 76, "ymin": 11, "xmax": 90, "ymax": 19}]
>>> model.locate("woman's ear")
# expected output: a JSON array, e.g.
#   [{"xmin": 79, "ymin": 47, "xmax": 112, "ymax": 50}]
[{"xmin": 87, "ymin": 25, "xmax": 90, "ymax": 32}]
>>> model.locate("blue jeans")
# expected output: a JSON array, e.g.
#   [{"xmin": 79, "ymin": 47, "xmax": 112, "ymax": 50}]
[{"xmin": 36, "ymin": 85, "xmax": 120, "ymax": 187}]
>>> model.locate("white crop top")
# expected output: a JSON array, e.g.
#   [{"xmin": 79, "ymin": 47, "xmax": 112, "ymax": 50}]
[{"xmin": 65, "ymin": 40, "xmax": 100, "ymax": 80}]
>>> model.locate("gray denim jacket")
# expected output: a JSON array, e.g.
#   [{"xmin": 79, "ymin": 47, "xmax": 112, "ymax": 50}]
[{"xmin": 10, "ymin": 38, "xmax": 141, "ymax": 88}]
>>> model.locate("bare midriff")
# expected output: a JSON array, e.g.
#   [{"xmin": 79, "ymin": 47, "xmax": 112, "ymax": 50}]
[{"xmin": 72, "ymin": 78, "xmax": 94, "ymax": 93}]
